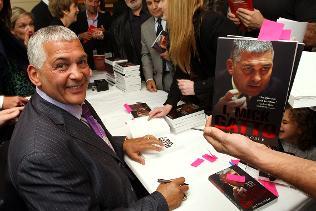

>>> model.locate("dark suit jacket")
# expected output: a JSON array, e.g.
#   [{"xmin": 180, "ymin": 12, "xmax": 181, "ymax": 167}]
[
  {"xmin": 31, "ymin": 1, "xmax": 53, "ymax": 31},
  {"xmin": 71, "ymin": 11, "xmax": 113, "ymax": 69},
  {"xmin": 8, "ymin": 93, "xmax": 168, "ymax": 210}
]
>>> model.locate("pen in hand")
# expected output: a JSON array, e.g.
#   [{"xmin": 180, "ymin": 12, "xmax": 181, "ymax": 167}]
[{"xmin": 157, "ymin": 179, "xmax": 189, "ymax": 185}]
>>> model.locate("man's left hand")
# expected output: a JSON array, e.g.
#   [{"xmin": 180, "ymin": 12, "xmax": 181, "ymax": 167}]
[
  {"xmin": 177, "ymin": 79, "xmax": 195, "ymax": 95},
  {"xmin": 123, "ymin": 135, "xmax": 164, "ymax": 165},
  {"xmin": 236, "ymin": 8, "xmax": 264, "ymax": 29}
]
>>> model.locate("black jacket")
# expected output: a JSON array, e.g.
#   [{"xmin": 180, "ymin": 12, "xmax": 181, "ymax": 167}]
[{"xmin": 31, "ymin": 1, "xmax": 53, "ymax": 31}]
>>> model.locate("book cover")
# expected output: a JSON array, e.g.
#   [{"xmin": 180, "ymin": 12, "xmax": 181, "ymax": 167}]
[
  {"xmin": 228, "ymin": 0, "xmax": 253, "ymax": 15},
  {"xmin": 209, "ymin": 165, "xmax": 278, "ymax": 211},
  {"xmin": 166, "ymin": 103, "xmax": 204, "ymax": 120},
  {"xmin": 129, "ymin": 102, "xmax": 152, "ymax": 118},
  {"xmin": 151, "ymin": 30, "xmax": 168, "ymax": 54},
  {"xmin": 212, "ymin": 38, "xmax": 298, "ymax": 147}
]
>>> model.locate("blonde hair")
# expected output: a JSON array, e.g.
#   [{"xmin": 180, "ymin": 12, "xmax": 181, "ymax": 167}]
[
  {"xmin": 167, "ymin": 0, "xmax": 204, "ymax": 73},
  {"xmin": 10, "ymin": 7, "xmax": 33, "ymax": 29}
]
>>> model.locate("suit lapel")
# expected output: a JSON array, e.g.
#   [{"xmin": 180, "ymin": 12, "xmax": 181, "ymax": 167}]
[{"xmin": 32, "ymin": 93, "xmax": 121, "ymax": 161}]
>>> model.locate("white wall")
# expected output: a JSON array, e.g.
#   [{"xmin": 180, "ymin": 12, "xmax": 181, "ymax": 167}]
[{"xmin": 11, "ymin": 0, "xmax": 39, "ymax": 12}]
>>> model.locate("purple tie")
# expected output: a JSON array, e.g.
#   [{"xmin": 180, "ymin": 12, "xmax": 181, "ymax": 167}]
[{"xmin": 81, "ymin": 104, "xmax": 115, "ymax": 152}]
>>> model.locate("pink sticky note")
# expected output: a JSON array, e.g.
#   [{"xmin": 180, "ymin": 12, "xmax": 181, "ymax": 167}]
[
  {"xmin": 258, "ymin": 179, "xmax": 279, "ymax": 197},
  {"xmin": 202, "ymin": 154, "xmax": 217, "ymax": 162},
  {"xmin": 230, "ymin": 159, "xmax": 240, "ymax": 166},
  {"xmin": 226, "ymin": 174, "xmax": 245, "ymax": 183},
  {"xmin": 124, "ymin": 104, "xmax": 132, "ymax": 113},
  {"xmin": 279, "ymin": 29, "xmax": 292, "ymax": 40},
  {"xmin": 191, "ymin": 158, "xmax": 204, "ymax": 167},
  {"xmin": 258, "ymin": 19, "xmax": 284, "ymax": 41}
]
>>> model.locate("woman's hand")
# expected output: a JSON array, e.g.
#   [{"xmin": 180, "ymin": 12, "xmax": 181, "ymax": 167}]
[{"xmin": 148, "ymin": 104, "xmax": 173, "ymax": 119}]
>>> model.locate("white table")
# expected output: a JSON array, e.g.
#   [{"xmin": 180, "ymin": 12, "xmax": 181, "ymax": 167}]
[{"xmin": 87, "ymin": 75, "xmax": 312, "ymax": 210}]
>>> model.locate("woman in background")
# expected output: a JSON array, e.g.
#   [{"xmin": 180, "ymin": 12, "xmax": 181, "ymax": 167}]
[
  {"xmin": 10, "ymin": 7, "xmax": 35, "ymax": 46},
  {"xmin": 149, "ymin": 0, "xmax": 238, "ymax": 118},
  {"xmin": 49, "ymin": 0, "xmax": 79, "ymax": 27}
]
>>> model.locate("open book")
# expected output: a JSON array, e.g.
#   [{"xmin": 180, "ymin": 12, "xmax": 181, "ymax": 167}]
[{"xmin": 151, "ymin": 30, "xmax": 168, "ymax": 54}]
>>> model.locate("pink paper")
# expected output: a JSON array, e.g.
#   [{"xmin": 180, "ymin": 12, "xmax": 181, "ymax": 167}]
[
  {"xmin": 230, "ymin": 159, "xmax": 240, "ymax": 166},
  {"xmin": 124, "ymin": 104, "xmax": 132, "ymax": 113},
  {"xmin": 258, "ymin": 19, "xmax": 284, "ymax": 41},
  {"xmin": 202, "ymin": 154, "xmax": 217, "ymax": 162},
  {"xmin": 191, "ymin": 158, "xmax": 204, "ymax": 167},
  {"xmin": 259, "ymin": 179, "xmax": 279, "ymax": 197},
  {"xmin": 279, "ymin": 29, "xmax": 292, "ymax": 40},
  {"xmin": 226, "ymin": 174, "xmax": 245, "ymax": 183}
]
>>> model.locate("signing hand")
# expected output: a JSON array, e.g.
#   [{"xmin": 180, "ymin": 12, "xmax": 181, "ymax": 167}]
[
  {"xmin": 236, "ymin": 8, "xmax": 264, "ymax": 29},
  {"xmin": 146, "ymin": 80, "xmax": 157, "ymax": 92},
  {"xmin": 148, "ymin": 104, "xmax": 173, "ymax": 119},
  {"xmin": 0, "ymin": 107, "xmax": 24, "ymax": 127},
  {"xmin": 156, "ymin": 177, "xmax": 189, "ymax": 210},
  {"xmin": 3, "ymin": 96, "xmax": 28, "ymax": 110},
  {"xmin": 123, "ymin": 135, "xmax": 164, "ymax": 165},
  {"xmin": 177, "ymin": 79, "xmax": 195, "ymax": 96},
  {"xmin": 213, "ymin": 89, "xmax": 247, "ymax": 114}
]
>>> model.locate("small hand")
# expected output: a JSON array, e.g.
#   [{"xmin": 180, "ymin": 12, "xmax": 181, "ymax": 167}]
[
  {"xmin": 227, "ymin": 8, "xmax": 241, "ymax": 25},
  {"xmin": 236, "ymin": 8, "xmax": 264, "ymax": 29},
  {"xmin": 123, "ymin": 135, "xmax": 164, "ymax": 165},
  {"xmin": 3, "ymin": 96, "xmax": 28, "ymax": 109},
  {"xmin": 148, "ymin": 104, "xmax": 173, "ymax": 120},
  {"xmin": 146, "ymin": 80, "xmax": 157, "ymax": 92},
  {"xmin": 156, "ymin": 177, "xmax": 189, "ymax": 210},
  {"xmin": 213, "ymin": 89, "xmax": 247, "ymax": 114},
  {"xmin": 177, "ymin": 79, "xmax": 195, "ymax": 96}
]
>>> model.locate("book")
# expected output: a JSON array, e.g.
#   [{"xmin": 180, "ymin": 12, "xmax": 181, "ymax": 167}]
[
  {"xmin": 166, "ymin": 103, "xmax": 204, "ymax": 122},
  {"xmin": 277, "ymin": 18, "xmax": 308, "ymax": 42},
  {"xmin": 209, "ymin": 165, "xmax": 278, "ymax": 210},
  {"xmin": 104, "ymin": 58, "xmax": 128, "ymax": 85},
  {"xmin": 211, "ymin": 37, "xmax": 298, "ymax": 147},
  {"xmin": 129, "ymin": 102, "xmax": 152, "ymax": 118},
  {"xmin": 151, "ymin": 30, "xmax": 168, "ymax": 54},
  {"xmin": 227, "ymin": 0, "xmax": 253, "ymax": 15}
]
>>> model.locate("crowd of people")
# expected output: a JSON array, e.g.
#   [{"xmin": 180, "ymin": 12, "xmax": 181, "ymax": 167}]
[{"xmin": 1, "ymin": 0, "xmax": 316, "ymax": 210}]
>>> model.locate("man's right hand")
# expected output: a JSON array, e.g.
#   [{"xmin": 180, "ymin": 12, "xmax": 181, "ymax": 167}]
[
  {"xmin": 214, "ymin": 89, "xmax": 246, "ymax": 114},
  {"xmin": 3, "ymin": 96, "xmax": 28, "ymax": 109},
  {"xmin": 156, "ymin": 177, "xmax": 189, "ymax": 210},
  {"xmin": 148, "ymin": 104, "xmax": 173, "ymax": 120},
  {"xmin": 146, "ymin": 80, "xmax": 157, "ymax": 92},
  {"xmin": 0, "ymin": 107, "xmax": 24, "ymax": 126}
]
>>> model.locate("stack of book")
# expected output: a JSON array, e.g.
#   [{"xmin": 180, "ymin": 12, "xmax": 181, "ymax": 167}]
[
  {"xmin": 114, "ymin": 62, "xmax": 141, "ymax": 92},
  {"xmin": 104, "ymin": 57, "xmax": 127, "ymax": 85},
  {"xmin": 165, "ymin": 103, "xmax": 205, "ymax": 133}
]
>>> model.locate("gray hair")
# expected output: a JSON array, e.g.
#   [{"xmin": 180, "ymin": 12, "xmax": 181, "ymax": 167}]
[
  {"xmin": 27, "ymin": 25, "xmax": 78, "ymax": 69},
  {"xmin": 231, "ymin": 39, "xmax": 274, "ymax": 63}
]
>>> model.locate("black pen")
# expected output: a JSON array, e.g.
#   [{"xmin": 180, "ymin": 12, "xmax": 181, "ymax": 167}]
[
  {"xmin": 157, "ymin": 179, "xmax": 189, "ymax": 185},
  {"xmin": 191, "ymin": 128, "xmax": 203, "ymax": 131}
]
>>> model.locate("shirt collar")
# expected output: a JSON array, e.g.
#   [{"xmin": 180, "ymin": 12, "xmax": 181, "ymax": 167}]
[
  {"xmin": 86, "ymin": 10, "xmax": 99, "ymax": 21},
  {"xmin": 36, "ymin": 87, "xmax": 82, "ymax": 120},
  {"xmin": 42, "ymin": 0, "xmax": 49, "ymax": 5}
]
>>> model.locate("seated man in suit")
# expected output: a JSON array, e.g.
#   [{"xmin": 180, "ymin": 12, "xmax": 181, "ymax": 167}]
[
  {"xmin": 213, "ymin": 40, "xmax": 277, "ymax": 114},
  {"xmin": 8, "ymin": 26, "xmax": 188, "ymax": 210},
  {"xmin": 141, "ymin": 0, "xmax": 173, "ymax": 92},
  {"xmin": 71, "ymin": 0, "xmax": 113, "ymax": 69}
]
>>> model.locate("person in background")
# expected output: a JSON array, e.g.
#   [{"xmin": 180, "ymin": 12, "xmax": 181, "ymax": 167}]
[
  {"xmin": 110, "ymin": 0, "xmax": 149, "ymax": 73},
  {"xmin": 149, "ymin": 0, "xmax": 238, "ymax": 118},
  {"xmin": 8, "ymin": 25, "xmax": 188, "ymax": 210},
  {"xmin": 279, "ymin": 104, "xmax": 316, "ymax": 161},
  {"xmin": 31, "ymin": 0, "xmax": 53, "ymax": 31},
  {"xmin": 141, "ymin": 0, "xmax": 173, "ymax": 92},
  {"xmin": 48, "ymin": 0, "xmax": 79, "ymax": 27},
  {"xmin": 203, "ymin": 116, "xmax": 316, "ymax": 199},
  {"xmin": 10, "ymin": 7, "xmax": 35, "ymax": 46},
  {"xmin": 71, "ymin": 0, "xmax": 112, "ymax": 69}
]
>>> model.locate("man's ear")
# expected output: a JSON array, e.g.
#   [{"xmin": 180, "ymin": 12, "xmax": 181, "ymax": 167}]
[
  {"xmin": 226, "ymin": 59, "xmax": 234, "ymax": 75},
  {"xmin": 27, "ymin": 65, "xmax": 42, "ymax": 87}
]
